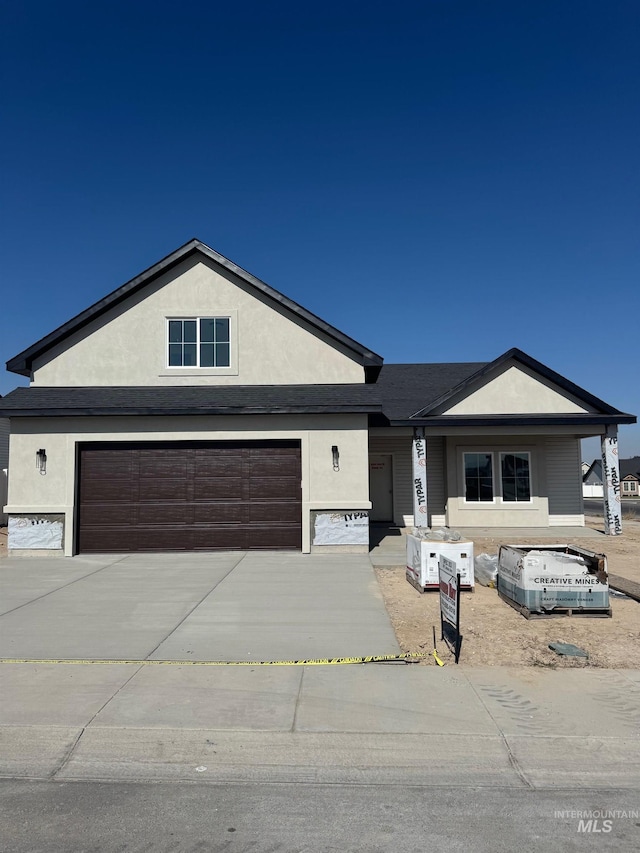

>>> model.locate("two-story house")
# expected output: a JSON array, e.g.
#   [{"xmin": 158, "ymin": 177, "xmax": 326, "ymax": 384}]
[{"xmin": 1, "ymin": 240, "xmax": 635, "ymax": 556}]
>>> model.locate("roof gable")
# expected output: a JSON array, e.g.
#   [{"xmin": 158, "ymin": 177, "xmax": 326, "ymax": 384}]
[
  {"xmin": 7, "ymin": 239, "xmax": 383, "ymax": 379},
  {"xmin": 411, "ymin": 349, "xmax": 622, "ymax": 419}
]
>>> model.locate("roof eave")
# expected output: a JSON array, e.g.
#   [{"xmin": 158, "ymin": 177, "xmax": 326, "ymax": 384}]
[
  {"xmin": 388, "ymin": 413, "xmax": 637, "ymax": 427},
  {"xmin": 0, "ymin": 404, "xmax": 383, "ymax": 418}
]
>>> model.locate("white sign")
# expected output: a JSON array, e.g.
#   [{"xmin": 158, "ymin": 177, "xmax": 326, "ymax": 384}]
[
  {"xmin": 412, "ymin": 427, "xmax": 428, "ymax": 527},
  {"xmin": 313, "ymin": 512, "xmax": 369, "ymax": 545},
  {"xmin": 8, "ymin": 516, "xmax": 63, "ymax": 549},
  {"xmin": 439, "ymin": 555, "xmax": 458, "ymax": 626}
]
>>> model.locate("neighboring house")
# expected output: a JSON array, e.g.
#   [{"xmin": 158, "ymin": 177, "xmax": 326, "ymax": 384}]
[
  {"xmin": 583, "ymin": 457, "xmax": 640, "ymax": 499},
  {"xmin": 0, "ymin": 414, "xmax": 8, "ymax": 524},
  {"xmin": 581, "ymin": 461, "xmax": 590, "ymax": 477},
  {"xmin": 582, "ymin": 460, "xmax": 604, "ymax": 499},
  {"xmin": 621, "ymin": 456, "xmax": 640, "ymax": 497},
  {"xmin": 0, "ymin": 239, "xmax": 636, "ymax": 556}
]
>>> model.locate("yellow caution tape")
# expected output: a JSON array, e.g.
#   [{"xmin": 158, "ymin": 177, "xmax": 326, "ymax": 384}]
[
  {"xmin": 0, "ymin": 653, "xmax": 432, "ymax": 667},
  {"xmin": 432, "ymin": 649, "xmax": 445, "ymax": 667}
]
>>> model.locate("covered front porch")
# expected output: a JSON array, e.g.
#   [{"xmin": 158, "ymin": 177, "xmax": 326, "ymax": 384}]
[{"xmin": 368, "ymin": 424, "xmax": 623, "ymax": 536}]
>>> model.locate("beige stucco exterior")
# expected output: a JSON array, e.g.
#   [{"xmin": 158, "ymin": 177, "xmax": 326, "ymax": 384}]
[
  {"xmin": 6, "ymin": 414, "xmax": 371, "ymax": 555},
  {"xmin": 31, "ymin": 256, "xmax": 365, "ymax": 387},
  {"xmin": 440, "ymin": 362, "xmax": 595, "ymax": 415}
]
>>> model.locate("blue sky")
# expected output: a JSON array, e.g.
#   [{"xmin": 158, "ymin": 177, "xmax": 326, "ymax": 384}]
[{"xmin": 1, "ymin": 0, "xmax": 638, "ymax": 459}]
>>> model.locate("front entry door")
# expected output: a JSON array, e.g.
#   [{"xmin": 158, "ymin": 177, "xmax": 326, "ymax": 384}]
[{"xmin": 369, "ymin": 455, "xmax": 393, "ymax": 522}]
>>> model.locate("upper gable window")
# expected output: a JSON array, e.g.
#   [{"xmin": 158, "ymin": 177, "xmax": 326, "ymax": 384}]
[{"xmin": 167, "ymin": 318, "xmax": 230, "ymax": 368}]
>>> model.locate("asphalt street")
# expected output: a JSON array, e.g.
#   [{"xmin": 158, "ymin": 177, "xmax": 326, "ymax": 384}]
[
  {"xmin": 1, "ymin": 780, "xmax": 638, "ymax": 853},
  {"xmin": 584, "ymin": 499, "xmax": 640, "ymax": 520}
]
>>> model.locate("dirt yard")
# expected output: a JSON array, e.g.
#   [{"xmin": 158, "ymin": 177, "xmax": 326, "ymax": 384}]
[{"xmin": 375, "ymin": 517, "xmax": 640, "ymax": 669}]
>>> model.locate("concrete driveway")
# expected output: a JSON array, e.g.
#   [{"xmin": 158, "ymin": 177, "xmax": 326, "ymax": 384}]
[{"xmin": 0, "ymin": 552, "xmax": 400, "ymax": 662}]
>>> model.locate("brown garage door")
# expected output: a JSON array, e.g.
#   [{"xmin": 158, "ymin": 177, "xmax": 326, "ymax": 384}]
[{"xmin": 77, "ymin": 441, "xmax": 302, "ymax": 553}]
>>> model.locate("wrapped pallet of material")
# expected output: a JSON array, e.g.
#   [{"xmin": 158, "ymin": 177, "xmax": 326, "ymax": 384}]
[
  {"xmin": 497, "ymin": 544, "xmax": 610, "ymax": 617},
  {"xmin": 406, "ymin": 534, "xmax": 474, "ymax": 592}
]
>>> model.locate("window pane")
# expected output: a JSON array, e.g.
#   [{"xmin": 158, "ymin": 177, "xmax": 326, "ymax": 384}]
[
  {"xmin": 168, "ymin": 321, "xmax": 183, "ymax": 343},
  {"xmin": 200, "ymin": 343, "xmax": 215, "ymax": 367},
  {"xmin": 215, "ymin": 318, "xmax": 230, "ymax": 342},
  {"xmin": 183, "ymin": 343, "xmax": 197, "ymax": 366},
  {"xmin": 501, "ymin": 453, "xmax": 530, "ymax": 502},
  {"xmin": 502, "ymin": 479, "xmax": 516, "ymax": 502},
  {"xmin": 200, "ymin": 319, "xmax": 215, "ymax": 343},
  {"xmin": 183, "ymin": 320, "xmax": 197, "ymax": 343},
  {"xmin": 480, "ymin": 479, "xmax": 494, "ymax": 501},
  {"xmin": 466, "ymin": 480, "xmax": 479, "ymax": 501},
  {"xmin": 168, "ymin": 343, "xmax": 183, "ymax": 366},
  {"xmin": 215, "ymin": 343, "xmax": 230, "ymax": 367},
  {"xmin": 502, "ymin": 454, "xmax": 515, "ymax": 477},
  {"xmin": 464, "ymin": 453, "xmax": 493, "ymax": 501}
]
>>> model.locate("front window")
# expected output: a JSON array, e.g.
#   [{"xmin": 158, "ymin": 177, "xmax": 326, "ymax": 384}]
[
  {"xmin": 464, "ymin": 452, "xmax": 494, "ymax": 502},
  {"xmin": 463, "ymin": 450, "xmax": 532, "ymax": 503},
  {"xmin": 168, "ymin": 318, "xmax": 230, "ymax": 368},
  {"xmin": 500, "ymin": 452, "xmax": 531, "ymax": 502}
]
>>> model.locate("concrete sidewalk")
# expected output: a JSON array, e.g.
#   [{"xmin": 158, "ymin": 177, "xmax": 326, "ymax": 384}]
[{"xmin": 1, "ymin": 662, "xmax": 639, "ymax": 788}]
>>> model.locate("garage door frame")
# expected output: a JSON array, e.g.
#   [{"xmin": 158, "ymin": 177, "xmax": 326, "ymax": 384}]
[{"xmin": 75, "ymin": 439, "xmax": 303, "ymax": 553}]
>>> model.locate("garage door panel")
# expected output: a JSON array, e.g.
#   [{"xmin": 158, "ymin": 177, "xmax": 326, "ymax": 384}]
[
  {"xmin": 249, "ymin": 477, "xmax": 301, "ymax": 499},
  {"xmin": 251, "ymin": 456, "xmax": 300, "ymax": 477},
  {"xmin": 249, "ymin": 525, "xmax": 301, "ymax": 549},
  {"xmin": 193, "ymin": 478, "xmax": 244, "ymax": 500},
  {"xmin": 192, "ymin": 503, "xmax": 245, "ymax": 524},
  {"xmin": 194, "ymin": 454, "xmax": 244, "ymax": 477},
  {"xmin": 78, "ymin": 442, "xmax": 301, "ymax": 553},
  {"xmin": 249, "ymin": 501, "xmax": 301, "ymax": 523},
  {"xmin": 81, "ymin": 480, "xmax": 137, "ymax": 503},
  {"xmin": 82, "ymin": 450, "xmax": 133, "ymax": 479},
  {"xmin": 138, "ymin": 479, "xmax": 189, "ymax": 501},
  {"xmin": 80, "ymin": 503, "xmax": 139, "ymax": 527},
  {"xmin": 136, "ymin": 505, "xmax": 192, "ymax": 525},
  {"xmin": 192, "ymin": 527, "xmax": 248, "ymax": 550}
]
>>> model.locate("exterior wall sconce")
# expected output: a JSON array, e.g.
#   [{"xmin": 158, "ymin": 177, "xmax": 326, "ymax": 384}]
[
  {"xmin": 36, "ymin": 448, "xmax": 47, "ymax": 475},
  {"xmin": 332, "ymin": 445, "xmax": 340, "ymax": 472}
]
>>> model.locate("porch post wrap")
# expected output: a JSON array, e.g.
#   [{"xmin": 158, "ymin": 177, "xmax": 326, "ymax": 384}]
[
  {"xmin": 601, "ymin": 425, "xmax": 622, "ymax": 535},
  {"xmin": 412, "ymin": 427, "xmax": 428, "ymax": 528}
]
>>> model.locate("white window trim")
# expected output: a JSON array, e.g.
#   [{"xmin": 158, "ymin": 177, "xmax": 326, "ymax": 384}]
[
  {"xmin": 160, "ymin": 310, "xmax": 238, "ymax": 376},
  {"xmin": 461, "ymin": 448, "xmax": 534, "ymax": 506}
]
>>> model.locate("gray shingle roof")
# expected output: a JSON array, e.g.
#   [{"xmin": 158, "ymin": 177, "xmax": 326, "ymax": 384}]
[
  {"xmin": 0, "ymin": 358, "xmax": 635, "ymax": 427},
  {"xmin": 0, "ymin": 384, "xmax": 382, "ymax": 416},
  {"xmin": 371, "ymin": 362, "xmax": 486, "ymax": 420},
  {"xmin": 620, "ymin": 457, "xmax": 640, "ymax": 479}
]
